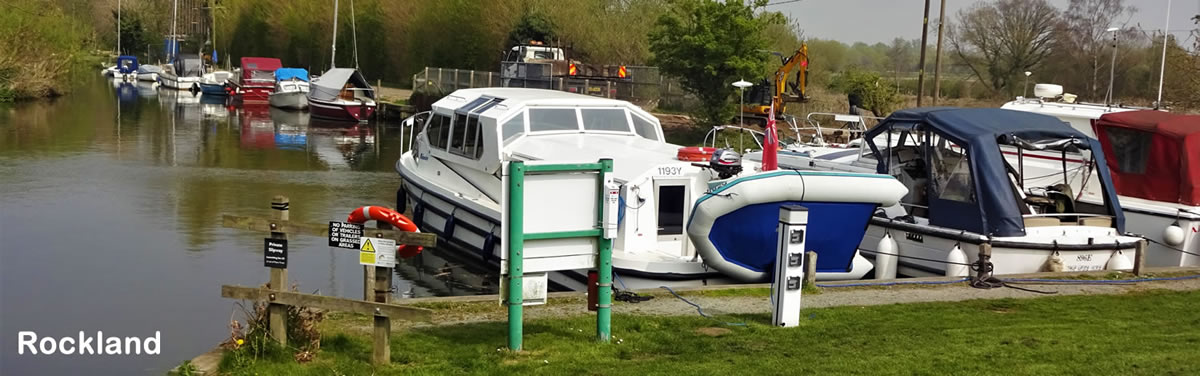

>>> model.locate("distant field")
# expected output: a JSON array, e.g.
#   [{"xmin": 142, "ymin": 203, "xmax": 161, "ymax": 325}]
[{"xmin": 219, "ymin": 289, "xmax": 1200, "ymax": 375}]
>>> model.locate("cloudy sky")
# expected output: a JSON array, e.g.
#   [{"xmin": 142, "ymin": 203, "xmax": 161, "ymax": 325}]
[{"xmin": 774, "ymin": 0, "xmax": 1199, "ymax": 45}]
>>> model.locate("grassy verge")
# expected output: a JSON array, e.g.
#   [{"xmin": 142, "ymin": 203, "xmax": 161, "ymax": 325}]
[{"xmin": 218, "ymin": 288, "xmax": 1200, "ymax": 375}]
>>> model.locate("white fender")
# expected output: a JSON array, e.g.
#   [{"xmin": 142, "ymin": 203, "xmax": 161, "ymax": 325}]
[
  {"xmin": 874, "ymin": 233, "xmax": 898, "ymax": 280},
  {"xmin": 1106, "ymin": 250, "xmax": 1133, "ymax": 271},
  {"xmin": 945, "ymin": 243, "xmax": 969, "ymax": 277},
  {"xmin": 1163, "ymin": 223, "xmax": 1185, "ymax": 246}
]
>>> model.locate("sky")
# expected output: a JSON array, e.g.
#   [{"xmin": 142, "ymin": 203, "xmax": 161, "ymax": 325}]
[{"xmin": 774, "ymin": 0, "xmax": 1200, "ymax": 45}]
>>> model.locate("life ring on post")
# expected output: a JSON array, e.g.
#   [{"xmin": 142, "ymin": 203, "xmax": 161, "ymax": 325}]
[{"xmin": 347, "ymin": 206, "xmax": 423, "ymax": 258}]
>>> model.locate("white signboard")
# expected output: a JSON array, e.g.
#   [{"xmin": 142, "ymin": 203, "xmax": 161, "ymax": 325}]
[
  {"xmin": 499, "ymin": 272, "xmax": 549, "ymax": 306},
  {"xmin": 500, "ymin": 161, "xmax": 602, "ymax": 274},
  {"xmin": 358, "ymin": 236, "xmax": 397, "ymax": 267}
]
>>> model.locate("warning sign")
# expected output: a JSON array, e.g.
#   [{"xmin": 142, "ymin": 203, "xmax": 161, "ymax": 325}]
[
  {"xmin": 328, "ymin": 221, "xmax": 365, "ymax": 249},
  {"xmin": 358, "ymin": 237, "xmax": 397, "ymax": 267}
]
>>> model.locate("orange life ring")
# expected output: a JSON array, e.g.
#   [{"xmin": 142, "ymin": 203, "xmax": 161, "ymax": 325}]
[{"xmin": 347, "ymin": 206, "xmax": 424, "ymax": 258}]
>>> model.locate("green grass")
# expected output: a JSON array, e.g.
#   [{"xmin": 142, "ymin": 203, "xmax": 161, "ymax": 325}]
[{"xmin": 220, "ymin": 289, "xmax": 1200, "ymax": 375}]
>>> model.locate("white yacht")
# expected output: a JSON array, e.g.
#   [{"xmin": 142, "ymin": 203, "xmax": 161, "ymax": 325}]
[{"xmin": 395, "ymin": 88, "xmax": 906, "ymax": 289}]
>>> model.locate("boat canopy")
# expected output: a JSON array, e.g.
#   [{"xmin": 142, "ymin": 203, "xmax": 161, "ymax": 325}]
[
  {"xmin": 310, "ymin": 68, "xmax": 374, "ymax": 101},
  {"xmin": 1093, "ymin": 110, "xmax": 1200, "ymax": 206},
  {"xmin": 866, "ymin": 107, "xmax": 1124, "ymax": 237},
  {"xmin": 240, "ymin": 57, "xmax": 282, "ymax": 80},
  {"xmin": 274, "ymin": 68, "xmax": 309, "ymax": 82},
  {"xmin": 137, "ymin": 64, "xmax": 163, "ymax": 74},
  {"xmin": 172, "ymin": 54, "xmax": 204, "ymax": 77},
  {"xmin": 116, "ymin": 56, "xmax": 139, "ymax": 74}
]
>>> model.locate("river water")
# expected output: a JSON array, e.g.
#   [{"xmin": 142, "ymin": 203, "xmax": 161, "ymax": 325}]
[{"xmin": 0, "ymin": 77, "xmax": 494, "ymax": 374}]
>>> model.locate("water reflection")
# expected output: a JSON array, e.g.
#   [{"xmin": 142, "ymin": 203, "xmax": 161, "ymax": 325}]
[{"xmin": 0, "ymin": 77, "xmax": 494, "ymax": 374}]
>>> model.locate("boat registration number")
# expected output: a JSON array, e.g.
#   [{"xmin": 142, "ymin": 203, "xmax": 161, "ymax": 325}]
[
  {"xmin": 657, "ymin": 166, "xmax": 683, "ymax": 176},
  {"xmin": 1062, "ymin": 253, "xmax": 1106, "ymax": 272}
]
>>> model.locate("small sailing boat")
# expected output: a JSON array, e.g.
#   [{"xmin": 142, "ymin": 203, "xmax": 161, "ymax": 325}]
[{"xmin": 308, "ymin": 0, "xmax": 375, "ymax": 122}]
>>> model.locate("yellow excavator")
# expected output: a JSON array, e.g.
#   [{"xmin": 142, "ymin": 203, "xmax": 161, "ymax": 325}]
[{"xmin": 740, "ymin": 44, "xmax": 809, "ymax": 125}]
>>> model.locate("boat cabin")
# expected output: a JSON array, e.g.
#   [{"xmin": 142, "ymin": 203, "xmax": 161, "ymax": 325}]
[
  {"xmin": 239, "ymin": 57, "xmax": 282, "ymax": 86},
  {"xmin": 311, "ymin": 68, "xmax": 375, "ymax": 102},
  {"xmin": 172, "ymin": 54, "xmax": 204, "ymax": 77},
  {"xmin": 413, "ymin": 88, "xmax": 665, "ymax": 176},
  {"xmin": 116, "ymin": 56, "xmax": 139, "ymax": 75},
  {"xmin": 1094, "ymin": 111, "xmax": 1200, "ymax": 206},
  {"xmin": 866, "ymin": 108, "xmax": 1126, "ymax": 237}
]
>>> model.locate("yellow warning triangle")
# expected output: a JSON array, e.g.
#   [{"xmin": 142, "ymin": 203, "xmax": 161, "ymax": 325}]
[{"xmin": 361, "ymin": 239, "xmax": 376, "ymax": 252}]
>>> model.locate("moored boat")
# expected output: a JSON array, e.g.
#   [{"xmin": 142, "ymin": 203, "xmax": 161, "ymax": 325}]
[
  {"xmin": 198, "ymin": 70, "xmax": 233, "ymax": 96},
  {"xmin": 307, "ymin": 68, "xmax": 375, "ymax": 122},
  {"xmin": 136, "ymin": 64, "xmax": 163, "ymax": 82},
  {"xmin": 231, "ymin": 57, "xmax": 282, "ymax": 104},
  {"xmin": 268, "ymin": 68, "xmax": 310, "ymax": 110},
  {"xmin": 159, "ymin": 54, "xmax": 204, "ymax": 91}
]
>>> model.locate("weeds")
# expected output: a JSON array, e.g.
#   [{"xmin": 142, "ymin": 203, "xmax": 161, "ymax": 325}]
[{"xmin": 219, "ymin": 283, "xmax": 326, "ymax": 372}]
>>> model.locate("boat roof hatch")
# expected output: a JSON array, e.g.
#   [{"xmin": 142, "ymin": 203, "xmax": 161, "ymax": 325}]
[
  {"xmin": 1094, "ymin": 110, "xmax": 1200, "ymax": 206},
  {"xmin": 866, "ymin": 107, "xmax": 1125, "ymax": 237}
]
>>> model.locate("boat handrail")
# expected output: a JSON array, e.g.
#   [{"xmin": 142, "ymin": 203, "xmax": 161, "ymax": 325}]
[{"xmin": 1022, "ymin": 213, "xmax": 1112, "ymax": 218}]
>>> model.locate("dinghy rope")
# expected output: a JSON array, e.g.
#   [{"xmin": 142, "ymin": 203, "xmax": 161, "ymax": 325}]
[{"xmin": 1141, "ymin": 237, "xmax": 1200, "ymax": 257}]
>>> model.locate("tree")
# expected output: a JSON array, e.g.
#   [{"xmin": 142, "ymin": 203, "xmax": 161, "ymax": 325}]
[
  {"xmin": 506, "ymin": 9, "xmax": 556, "ymax": 47},
  {"xmin": 648, "ymin": 0, "xmax": 771, "ymax": 127},
  {"xmin": 829, "ymin": 68, "xmax": 900, "ymax": 116},
  {"xmin": 113, "ymin": 9, "xmax": 146, "ymax": 57},
  {"xmin": 1054, "ymin": 0, "xmax": 1137, "ymax": 99},
  {"xmin": 949, "ymin": 0, "xmax": 1059, "ymax": 95}
]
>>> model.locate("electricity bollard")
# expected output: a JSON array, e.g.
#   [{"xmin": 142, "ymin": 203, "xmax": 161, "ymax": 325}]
[{"xmin": 772, "ymin": 204, "xmax": 808, "ymax": 327}]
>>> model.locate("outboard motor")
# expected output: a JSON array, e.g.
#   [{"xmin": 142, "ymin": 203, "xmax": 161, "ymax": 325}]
[{"xmin": 710, "ymin": 149, "xmax": 743, "ymax": 179}]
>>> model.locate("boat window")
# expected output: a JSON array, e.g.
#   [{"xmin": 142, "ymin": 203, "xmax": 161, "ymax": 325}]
[
  {"xmin": 657, "ymin": 185, "xmax": 686, "ymax": 235},
  {"xmin": 1102, "ymin": 127, "xmax": 1151, "ymax": 174},
  {"xmin": 425, "ymin": 113, "xmax": 452, "ymax": 150},
  {"xmin": 502, "ymin": 113, "xmax": 525, "ymax": 144},
  {"xmin": 529, "ymin": 108, "xmax": 580, "ymax": 132},
  {"xmin": 931, "ymin": 140, "xmax": 974, "ymax": 203},
  {"xmin": 450, "ymin": 98, "xmax": 501, "ymax": 159},
  {"xmin": 631, "ymin": 115, "xmax": 659, "ymax": 141},
  {"xmin": 581, "ymin": 109, "xmax": 631, "ymax": 132}
]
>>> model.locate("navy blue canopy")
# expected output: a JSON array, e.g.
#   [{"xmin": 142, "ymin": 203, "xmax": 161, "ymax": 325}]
[
  {"xmin": 116, "ymin": 56, "xmax": 139, "ymax": 74},
  {"xmin": 865, "ymin": 107, "xmax": 1125, "ymax": 237}
]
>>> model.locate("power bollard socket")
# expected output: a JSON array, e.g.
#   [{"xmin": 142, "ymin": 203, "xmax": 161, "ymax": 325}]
[{"xmin": 772, "ymin": 205, "xmax": 808, "ymax": 327}]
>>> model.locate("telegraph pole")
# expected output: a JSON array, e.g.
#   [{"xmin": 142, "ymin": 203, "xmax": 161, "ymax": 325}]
[
  {"xmin": 932, "ymin": 0, "xmax": 946, "ymax": 105},
  {"xmin": 915, "ymin": 0, "xmax": 931, "ymax": 107}
]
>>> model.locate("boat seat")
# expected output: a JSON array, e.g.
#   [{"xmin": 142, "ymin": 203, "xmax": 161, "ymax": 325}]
[
  {"xmin": 1023, "ymin": 217, "xmax": 1062, "ymax": 227},
  {"xmin": 1077, "ymin": 217, "xmax": 1112, "ymax": 227}
]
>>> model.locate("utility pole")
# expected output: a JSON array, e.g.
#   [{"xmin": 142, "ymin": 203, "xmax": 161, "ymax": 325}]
[
  {"xmin": 916, "ymin": 0, "xmax": 931, "ymax": 107},
  {"xmin": 932, "ymin": 0, "xmax": 945, "ymax": 106}
]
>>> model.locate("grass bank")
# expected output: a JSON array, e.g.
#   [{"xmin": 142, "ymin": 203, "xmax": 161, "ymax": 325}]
[
  {"xmin": 218, "ymin": 288, "xmax": 1200, "ymax": 375},
  {"xmin": 0, "ymin": 1, "xmax": 99, "ymax": 102}
]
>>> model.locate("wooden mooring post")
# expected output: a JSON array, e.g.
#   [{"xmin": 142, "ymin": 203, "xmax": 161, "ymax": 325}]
[
  {"xmin": 1133, "ymin": 239, "xmax": 1148, "ymax": 276},
  {"xmin": 220, "ymin": 198, "xmax": 438, "ymax": 366}
]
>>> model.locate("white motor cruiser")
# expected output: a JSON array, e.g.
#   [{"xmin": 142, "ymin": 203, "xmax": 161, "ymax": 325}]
[
  {"xmin": 768, "ymin": 108, "xmax": 1143, "ymax": 277},
  {"xmin": 396, "ymin": 88, "xmax": 906, "ymax": 289},
  {"xmin": 269, "ymin": 68, "xmax": 310, "ymax": 110},
  {"xmin": 1002, "ymin": 85, "xmax": 1199, "ymax": 267}
]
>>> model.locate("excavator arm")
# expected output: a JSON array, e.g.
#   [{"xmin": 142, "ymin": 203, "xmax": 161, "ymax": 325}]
[{"xmin": 739, "ymin": 43, "xmax": 809, "ymax": 121}]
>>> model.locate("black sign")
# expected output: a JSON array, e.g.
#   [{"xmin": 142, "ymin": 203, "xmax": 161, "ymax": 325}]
[
  {"xmin": 264, "ymin": 238, "xmax": 288, "ymax": 269},
  {"xmin": 328, "ymin": 221, "xmax": 365, "ymax": 249}
]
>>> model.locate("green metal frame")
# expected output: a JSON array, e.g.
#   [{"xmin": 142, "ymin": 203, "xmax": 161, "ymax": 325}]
[{"xmin": 506, "ymin": 159, "xmax": 614, "ymax": 351}]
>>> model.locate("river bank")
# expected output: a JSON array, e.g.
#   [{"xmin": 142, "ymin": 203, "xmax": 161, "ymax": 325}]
[
  {"xmin": 0, "ymin": 2, "xmax": 101, "ymax": 102},
  {"xmin": 191, "ymin": 269, "xmax": 1200, "ymax": 375}
]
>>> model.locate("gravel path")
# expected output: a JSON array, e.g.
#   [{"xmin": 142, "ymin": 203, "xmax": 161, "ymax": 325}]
[{"xmin": 414, "ymin": 275, "xmax": 1200, "ymax": 326}]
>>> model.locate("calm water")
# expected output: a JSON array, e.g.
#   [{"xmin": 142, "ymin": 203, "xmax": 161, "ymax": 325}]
[{"xmin": 0, "ymin": 77, "xmax": 494, "ymax": 374}]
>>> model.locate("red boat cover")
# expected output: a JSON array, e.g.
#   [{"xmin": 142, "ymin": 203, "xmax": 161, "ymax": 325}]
[
  {"xmin": 1092, "ymin": 110, "xmax": 1200, "ymax": 206},
  {"xmin": 240, "ymin": 57, "xmax": 283, "ymax": 80}
]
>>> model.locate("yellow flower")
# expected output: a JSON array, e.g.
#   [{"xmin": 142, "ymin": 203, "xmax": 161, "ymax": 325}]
[{"xmin": 236, "ymin": 339, "xmax": 244, "ymax": 346}]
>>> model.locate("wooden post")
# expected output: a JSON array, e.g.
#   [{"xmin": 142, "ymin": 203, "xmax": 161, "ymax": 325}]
[
  {"xmin": 453, "ymin": 69, "xmax": 460, "ymax": 89},
  {"xmin": 269, "ymin": 196, "xmax": 289, "ymax": 348},
  {"xmin": 976, "ymin": 242, "xmax": 993, "ymax": 279},
  {"xmin": 606, "ymin": 80, "xmax": 613, "ymax": 98},
  {"xmin": 372, "ymin": 221, "xmax": 393, "ymax": 365},
  {"xmin": 1133, "ymin": 240, "xmax": 1147, "ymax": 276},
  {"xmin": 488, "ymin": 71, "xmax": 493, "ymax": 86},
  {"xmin": 803, "ymin": 251, "xmax": 818, "ymax": 288},
  {"xmin": 469, "ymin": 71, "xmax": 475, "ymax": 88}
]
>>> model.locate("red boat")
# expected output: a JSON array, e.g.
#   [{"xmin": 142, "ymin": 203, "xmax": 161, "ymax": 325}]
[
  {"xmin": 308, "ymin": 68, "xmax": 377, "ymax": 122},
  {"xmin": 232, "ymin": 57, "xmax": 283, "ymax": 104}
]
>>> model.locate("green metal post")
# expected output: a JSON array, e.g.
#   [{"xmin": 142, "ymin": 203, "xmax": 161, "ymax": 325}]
[
  {"xmin": 507, "ymin": 161, "xmax": 525, "ymax": 351},
  {"xmin": 596, "ymin": 158, "xmax": 614, "ymax": 343}
]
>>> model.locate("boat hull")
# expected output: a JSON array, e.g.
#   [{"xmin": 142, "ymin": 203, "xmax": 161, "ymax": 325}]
[
  {"xmin": 309, "ymin": 97, "xmax": 375, "ymax": 122},
  {"xmin": 198, "ymin": 82, "xmax": 228, "ymax": 96},
  {"xmin": 159, "ymin": 74, "xmax": 201, "ymax": 91},
  {"xmin": 269, "ymin": 91, "xmax": 308, "ymax": 110}
]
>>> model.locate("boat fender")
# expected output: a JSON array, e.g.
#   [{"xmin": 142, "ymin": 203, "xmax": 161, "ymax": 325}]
[
  {"xmin": 874, "ymin": 233, "xmax": 898, "ymax": 280},
  {"xmin": 1163, "ymin": 222, "xmax": 1185, "ymax": 246},
  {"xmin": 412, "ymin": 203, "xmax": 425, "ymax": 228},
  {"xmin": 1044, "ymin": 251, "xmax": 1064, "ymax": 272},
  {"xmin": 1106, "ymin": 250, "xmax": 1133, "ymax": 271},
  {"xmin": 396, "ymin": 185, "xmax": 407, "ymax": 214},
  {"xmin": 945, "ymin": 243, "xmax": 969, "ymax": 277},
  {"xmin": 347, "ymin": 206, "xmax": 423, "ymax": 258},
  {"xmin": 443, "ymin": 208, "xmax": 457, "ymax": 239}
]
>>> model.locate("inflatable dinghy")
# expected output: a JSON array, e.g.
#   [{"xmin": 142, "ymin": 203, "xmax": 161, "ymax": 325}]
[{"xmin": 687, "ymin": 170, "xmax": 908, "ymax": 282}]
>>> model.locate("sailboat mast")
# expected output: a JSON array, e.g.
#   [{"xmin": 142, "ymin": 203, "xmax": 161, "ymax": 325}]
[
  {"xmin": 117, "ymin": 0, "xmax": 121, "ymax": 55},
  {"xmin": 170, "ymin": 0, "xmax": 178, "ymax": 61},
  {"xmin": 351, "ymin": 0, "xmax": 359, "ymax": 70},
  {"xmin": 1156, "ymin": 0, "xmax": 1171, "ymax": 107},
  {"xmin": 331, "ymin": 0, "xmax": 339, "ymax": 69}
]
